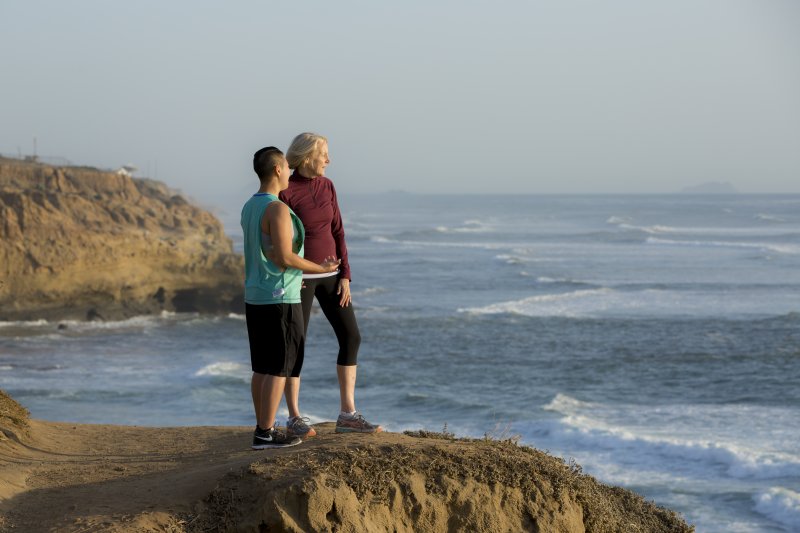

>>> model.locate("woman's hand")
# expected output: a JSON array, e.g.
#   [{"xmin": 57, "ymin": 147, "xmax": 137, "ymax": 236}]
[{"xmin": 337, "ymin": 278, "xmax": 351, "ymax": 307}]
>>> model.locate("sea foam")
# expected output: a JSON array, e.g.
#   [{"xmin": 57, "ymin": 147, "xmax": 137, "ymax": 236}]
[
  {"xmin": 540, "ymin": 394, "xmax": 800, "ymax": 482},
  {"xmin": 460, "ymin": 285, "xmax": 799, "ymax": 319},
  {"xmin": 434, "ymin": 219, "xmax": 492, "ymax": 233},
  {"xmin": 352, "ymin": 287, "xmax": 388, "ymax": 297},
  {"xmin": 617, "ymin": 223, "xmax": 799, "ymax": 237},
  {"xmin": 754, "ymin": 214, "xmax": 788, "ymax": 223},
  {"xmin": 753, "ymin": 487, "xmax": 800, "ymax": 532},
  {"xmin": 194, "ymin": 361, "xmax": 248, "ymax": 381},
  {"xmin": 645, "ymin": 237, "xmax": 800, "ymax": 255},
  {"xmin": 459, "ymin": 288, "xmax": 613, "ymax": 317},
  {"xmin": 0, "ymin": 319, "xmax": 49, "ymax": 328},
  {"xmin": 372, "ymin": 236, "xmax": 513, "ymax": 250}
]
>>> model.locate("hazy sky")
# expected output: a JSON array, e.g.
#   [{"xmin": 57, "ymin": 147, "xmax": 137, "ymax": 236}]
[{"xmin": 2, "ymin": 1, "xmax": 799, "ymax": 206}]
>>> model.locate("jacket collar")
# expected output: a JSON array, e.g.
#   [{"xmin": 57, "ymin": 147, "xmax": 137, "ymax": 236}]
[{"xmin": 290, "ymin": 171, "xmax": 320, "ymax": 182}]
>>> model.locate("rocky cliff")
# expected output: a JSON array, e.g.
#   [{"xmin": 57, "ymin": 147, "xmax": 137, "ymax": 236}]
[
  {"xmin": 0, "ymin": 157, "xmax": 244, "ymax": 321},
  {"xmin": 0, "ymin": 391, "xmax": 694, "ymax": 532}
]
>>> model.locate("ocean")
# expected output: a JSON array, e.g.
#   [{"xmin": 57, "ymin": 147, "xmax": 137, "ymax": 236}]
[{"xmin": 1, "ymin": 194, "xmax": 799, "ymax": 532}]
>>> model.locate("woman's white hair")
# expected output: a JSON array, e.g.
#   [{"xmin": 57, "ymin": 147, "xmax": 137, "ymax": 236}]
[{"xmin": 286, "ymin": 132, "xmax": 328, "ymax": 170}]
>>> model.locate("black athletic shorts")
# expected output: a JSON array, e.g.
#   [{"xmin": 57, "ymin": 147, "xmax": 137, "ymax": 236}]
[{"xmin": 245, "ymin": 303, "xmax": 305, "ymax": 377}]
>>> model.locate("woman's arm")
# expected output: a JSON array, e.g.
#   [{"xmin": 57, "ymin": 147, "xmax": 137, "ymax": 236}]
[
  {"xmin": 329, "ymin": 182, "xmax": 351, "ymax": 280},
  {"xmin": 263, "ymin": 202, "xmax": 339, "ymax": 274},
  {"xmin": 328, "ymin": 182, "xmax": 352, "ymax": 306}
]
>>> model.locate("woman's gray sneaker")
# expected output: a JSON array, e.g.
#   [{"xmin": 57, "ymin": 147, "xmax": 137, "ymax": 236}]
[
  {"xmin": 335, "ymin": 412, "xmax": 383, "ymax": 434},
  {"xmin": 286, "ymin": 416, "xmax": 317, "ymax": 438}
]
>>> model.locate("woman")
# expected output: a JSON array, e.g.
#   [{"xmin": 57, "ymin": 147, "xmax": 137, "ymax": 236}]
[
  {"xmin": 279, "ymin": 132, "xmax": 382, "ymax": 435},
  {"xmin": 242, "ymin": 146, "xmax": 339, "ymax": 449}
]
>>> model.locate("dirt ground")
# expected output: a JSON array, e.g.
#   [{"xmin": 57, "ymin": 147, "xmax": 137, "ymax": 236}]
[{"xmin": 0, "ymin": 391, "xmax": 693, "ymax": 532}]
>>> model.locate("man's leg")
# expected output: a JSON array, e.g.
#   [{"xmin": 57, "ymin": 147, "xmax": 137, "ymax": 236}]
[
  {"xmin": 252, "ymin": 372, "xmax": 298, "ymax": 449},
  {"xmin": 253, "ymin": 372, "xmax": 287, "ymax": 429},
  {"xmin": 251, "ymin": 372, "xmax": 266, "ymax": 426},
  {"xmin": 248, "ymin": 304, "xmax": 303, "ymax": 449},
  {"xmin": 260, "ymin": 374, "xmax": 287, "ymax": 430}
]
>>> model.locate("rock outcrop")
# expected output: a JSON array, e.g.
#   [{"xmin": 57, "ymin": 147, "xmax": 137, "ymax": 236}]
[
  {"xmin": 192, "ymin": 430, "xmax": 694, "ymax": 533},
  {"xmin": 0, "ymin": 157, "xmax": 244, "ymax": 320},
  {"xmin": 0, "ymin": 389, "xmax": 694, "ymax": 532}
]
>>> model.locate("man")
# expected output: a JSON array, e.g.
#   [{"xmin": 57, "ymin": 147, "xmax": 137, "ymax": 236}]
[{"xmin": 241, "ymin": 146, "xmax": 339, "ymax": 449}]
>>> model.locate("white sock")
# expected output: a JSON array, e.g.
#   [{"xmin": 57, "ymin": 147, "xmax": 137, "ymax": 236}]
[{"xmin": 341, "ymin": 410, "xmax": 357, "ymax": 417}]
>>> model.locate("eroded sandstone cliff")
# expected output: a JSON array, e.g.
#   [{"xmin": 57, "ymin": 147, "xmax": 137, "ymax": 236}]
[
  {"xmin": 0, "ymin": 157, "xmax": 244, "ymax": 320},
  {"xmin": 0, "ymin": 390, "xmax": 694, "ymax": 532}
]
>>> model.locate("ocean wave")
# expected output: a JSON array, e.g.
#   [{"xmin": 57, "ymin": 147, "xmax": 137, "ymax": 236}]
[
  {"xmin": 353, "ymin": 306, "xmax": 391, "ymax": 317},
  {"xmin": 459, "ymin": 288, "xmax": 613, "ymax": 317},
  {"xmin": 753, "ymin": 487, "xmax": 800, "ymax": 532},
  {"xmin": 193, "ymin": 361, "xmax": 248, "ymax": 382},
  {"xmin": 434, "ymin": 220, "xmax": 493, "ymax": 233},
  {"xmin": 541, "ymin": 394, "xmax": 800, "ymax": 482},
  {"xmin": 369, "ymin": 235, "xmax": 512, "ymax": 250},
  {"xmin": 460, "ymin": 286, "xmax": 799, "ymax": 319},
  {"xmin": 534, "ymin": 276, "xmax": 592, "ymax": 286},
  {"xmin": 776, "ymin": 311, "xmax": 800, "ymax": 322},
  {"xmin": 399, "ymin": 392, "xmax": 431, "ymax": 406},
  {"xmin": 543, "ymin": 393, "xmax": 597, "ymax": 413},
  {"xmin": 0, "ymin": 365, "xmax": 14, "ymax": 371},
  {"xmin": 352, "ymin": 287, "xmax": 388, "ymax": 297},
  {"xmin": 612, "ymin": 221, "xmax": 800, "ymax": 238},
  {"xmin": 0, "ymin": 319, "xmax": 50, "ymax": 328},
  {"xmin": 754, "ymin": 214, "xmax": 787, "ymax": 223},
  {"xmin": 53, "ymin": 311, "xmax": 182, "ymax": 332},
  {"xmin": 33, "ymin": 365, "xmax": 63, "ymax": 372},
  {"xmin": 496, "ymin": 250, "xmax": 566, "ymax": 265},
  {"xmin": 0, "ymin": 312, "xmax": 241, "ymax": 336},
  {"xmin": 495, "ymin": 254, "xmax": 524, "ymax": 265},
  {"xmin": 645, "ymin": 237, "xmax": 800, "ymax": 255}
]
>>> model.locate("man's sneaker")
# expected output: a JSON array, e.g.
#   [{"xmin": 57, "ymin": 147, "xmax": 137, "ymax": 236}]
[
  {"xmin": 286, "ymin": 416, "xmax": 317, "ymax": 438},
  {"xmin": 335, "ymin": 411, "xmax": 383, "ymax": 434},
  {"xmin": 252, "ymin": 426, "xmax": 302, "ymax": 449}
]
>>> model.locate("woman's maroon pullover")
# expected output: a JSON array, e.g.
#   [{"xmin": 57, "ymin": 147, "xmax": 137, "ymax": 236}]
[{"xmin": 279, "ymin": 173, "xmax": 351, "ymax": 280}]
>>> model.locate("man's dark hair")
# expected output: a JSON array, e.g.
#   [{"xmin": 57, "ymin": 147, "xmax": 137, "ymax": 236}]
[{"xmin": 253, "ymin": 146, "xmax": 285, "ymax": 180}]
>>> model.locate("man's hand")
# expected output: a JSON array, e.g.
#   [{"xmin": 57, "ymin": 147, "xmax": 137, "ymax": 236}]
[{"xmin": 321, "ymin": 256, "xmax": 341, "ymax": 272}]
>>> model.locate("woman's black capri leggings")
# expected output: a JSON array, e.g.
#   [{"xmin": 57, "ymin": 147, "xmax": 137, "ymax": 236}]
[{"xmin": 300, "ymin": 275, "xmax": 361, "ymax": 366}]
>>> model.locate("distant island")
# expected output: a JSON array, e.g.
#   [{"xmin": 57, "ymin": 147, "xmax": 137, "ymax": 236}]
[
  {"xmin": 679, "ymin": 181, "xmax": 739, "ymax": 194},
  {"xmin": 0, "ymin": 156, "xmax": 244, "ymax": 321}
]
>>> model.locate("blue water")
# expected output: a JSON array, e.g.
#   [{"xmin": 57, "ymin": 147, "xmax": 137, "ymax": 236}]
[{"xmin": 2, "ymin": 194, "xmax": 799, "ymax": 532}]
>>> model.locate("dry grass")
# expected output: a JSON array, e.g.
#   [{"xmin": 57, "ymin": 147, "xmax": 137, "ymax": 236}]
[
  {"xmin": 240, "ymin": 431, "xmax": 693, "ymax": 533},
  {"xmin": 404, "ymin": 430, "xmax": 692, "ymax": 532}
]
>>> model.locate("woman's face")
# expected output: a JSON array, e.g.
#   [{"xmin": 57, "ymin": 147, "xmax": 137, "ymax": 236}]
[{"xmin": 305, "ymin": 141, "xmax": 329, "ymax": 177}]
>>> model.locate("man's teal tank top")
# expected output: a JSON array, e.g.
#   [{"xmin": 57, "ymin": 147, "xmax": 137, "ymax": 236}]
[{"xmin": 240, "ymin": 193, "xmax": 305, "ymax": 304}]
